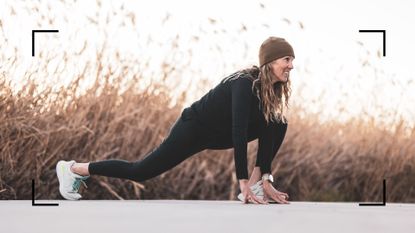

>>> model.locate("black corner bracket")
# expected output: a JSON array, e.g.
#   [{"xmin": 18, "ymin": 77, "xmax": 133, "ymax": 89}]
[
  {"xmin": 358, "ymin": 30, "xmax": 386, "ymax": 57},
  {"xmin": 31, "ymin": 29, "xmax": 59, "ymax": 57},
  {"xmin": 359, "ymin": 179, "xmax": 386, "ymax": 206},
  {"xmin": 32, "ymin": 179, "xmax": 59, "ymax": 206}
]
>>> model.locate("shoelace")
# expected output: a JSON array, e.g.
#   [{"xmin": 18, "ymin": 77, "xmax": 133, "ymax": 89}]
[{"xmin": 72, "ymin": 178, "xmax": 88, "ymax": 192}]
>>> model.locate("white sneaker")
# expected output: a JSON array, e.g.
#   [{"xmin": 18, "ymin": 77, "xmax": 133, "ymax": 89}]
[
  {"xmin": 237, "ymin": 180, "xmax": 264, "ymax": 202},
  {"xmin": 56, "ymin": 160, "xmax": 89, "ymax": 200},
  {"xmin": 237, "ymin": 180, "xmax": 281, "ymax": 203}
]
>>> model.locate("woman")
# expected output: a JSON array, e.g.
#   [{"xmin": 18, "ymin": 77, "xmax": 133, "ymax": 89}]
[{"xmin": 56, "ymin": 36, "xmax": 295, "ymax": 204}]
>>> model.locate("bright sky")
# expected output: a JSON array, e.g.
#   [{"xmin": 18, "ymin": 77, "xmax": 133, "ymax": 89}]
[{"xmin": 1, "ymin": 0, "xmax": 414, "ymax": 130}]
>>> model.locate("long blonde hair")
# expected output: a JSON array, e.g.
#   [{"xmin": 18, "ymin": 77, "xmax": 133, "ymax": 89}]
[{"xmin": 241, "ymin": 64, "xmax": 291, "ymax": 124}]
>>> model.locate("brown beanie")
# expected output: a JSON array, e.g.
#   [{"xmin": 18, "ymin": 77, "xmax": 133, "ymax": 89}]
[{"xmin": 259, "ymin": 37, "xmax": 295, "ymax": 67}]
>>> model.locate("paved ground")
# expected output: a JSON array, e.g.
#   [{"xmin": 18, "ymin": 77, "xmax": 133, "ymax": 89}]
[{"xmin": 1, "ymin": 200, "xmax": 414, "ymax": 233}]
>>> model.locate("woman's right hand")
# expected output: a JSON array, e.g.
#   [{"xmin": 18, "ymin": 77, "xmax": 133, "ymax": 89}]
[{"xmin": 263, "ymin": 180, "xmax": 290, "ymax": 204}]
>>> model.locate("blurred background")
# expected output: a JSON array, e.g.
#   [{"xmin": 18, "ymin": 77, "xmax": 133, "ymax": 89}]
[{"xmin": 1, "ymin": 0, "xmax": 414, "ymax": 202}]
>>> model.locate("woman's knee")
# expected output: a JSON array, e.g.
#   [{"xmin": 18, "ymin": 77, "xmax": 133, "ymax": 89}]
[
  {"xmin": 121, "ymin": 161, "xmax": 152, "ymax": 182},
  {"xmin": 127, "ymin": 159, "xmax": 177, "ymax": 183}
]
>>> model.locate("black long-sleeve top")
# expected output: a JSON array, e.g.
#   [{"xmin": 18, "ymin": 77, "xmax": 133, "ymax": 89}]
[{"xmin": 187, "ymin": 71, "xmax": 277, "ymax": 180}]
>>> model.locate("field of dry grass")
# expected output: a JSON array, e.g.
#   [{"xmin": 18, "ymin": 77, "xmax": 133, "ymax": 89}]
[
  {"xmin": 1, "ymin": 61, "xmax": 414, "ymax": 202},
  {"xmin": 1, "ymin": 1, "xmax": 414, "ymax": 202}
]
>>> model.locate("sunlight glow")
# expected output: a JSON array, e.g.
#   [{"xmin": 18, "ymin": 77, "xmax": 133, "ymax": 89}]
[{"xmin": 1, "ymin": 0, "xmax": 414, "ymax": 131}]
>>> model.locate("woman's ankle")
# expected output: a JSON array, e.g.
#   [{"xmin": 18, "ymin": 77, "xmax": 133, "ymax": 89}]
[{"xmin": 70, "ymin": 162, "xmax": 90, "ymax": 176}]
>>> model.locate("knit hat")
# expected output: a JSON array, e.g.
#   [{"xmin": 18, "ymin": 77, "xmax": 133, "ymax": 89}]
[{"xmin": 259, "ymin": 37, "xmax": 295, "ymax": 67}]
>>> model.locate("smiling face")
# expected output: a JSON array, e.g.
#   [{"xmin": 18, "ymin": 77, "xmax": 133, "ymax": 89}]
[{"xmin": 270, "ymin": 56, "xmax": 295, "ymax": 83}]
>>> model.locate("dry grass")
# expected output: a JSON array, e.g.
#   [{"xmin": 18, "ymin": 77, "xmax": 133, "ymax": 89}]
[
  {"xmin": 0, "ymin": 1, "xmax": 414, "ymax": 202},
  {"xmin": 1, "ymin": 71, "xmax": 414, "ymax": 202}
]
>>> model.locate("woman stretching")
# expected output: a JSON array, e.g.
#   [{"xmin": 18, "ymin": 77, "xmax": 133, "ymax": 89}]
[{"xmin": 56, "ymin": 36, "xmax": 295, "ymax": 204}]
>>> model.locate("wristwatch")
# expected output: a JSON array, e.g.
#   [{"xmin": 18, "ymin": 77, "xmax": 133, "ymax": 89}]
[{"xmin": 262, "ymin": 173, "xmax": 274, "ymax": 183}]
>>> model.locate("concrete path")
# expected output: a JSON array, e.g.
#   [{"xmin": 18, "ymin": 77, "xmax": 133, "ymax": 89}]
[{"xmin": 1, "ymin": 200, "xmax": 414, "ymax": 233}]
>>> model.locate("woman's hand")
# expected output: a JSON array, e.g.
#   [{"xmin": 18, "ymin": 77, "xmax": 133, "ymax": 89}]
[
  {"xmin": 239, "ymin": 179, "xmax": 267, "ymax": 204},
  {"xmin": 263, "ymin": 181, "xmax": 290, "ymax": 204}
]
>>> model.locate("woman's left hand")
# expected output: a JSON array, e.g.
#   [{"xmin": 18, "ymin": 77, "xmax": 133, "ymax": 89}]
[{"xmin": 263, "ymin": 181, "xmax": 290, "ymax": 204}]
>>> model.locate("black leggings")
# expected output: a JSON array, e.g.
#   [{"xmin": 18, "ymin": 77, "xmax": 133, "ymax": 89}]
[{"xmin": 88, "ymin": 114, "xmax": 287, "ymax": 182}]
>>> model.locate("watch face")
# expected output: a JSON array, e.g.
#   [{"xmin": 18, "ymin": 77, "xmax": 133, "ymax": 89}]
[{"xmin": 262, "ymin": 174, "xmax": 273, "ymax": 182}]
